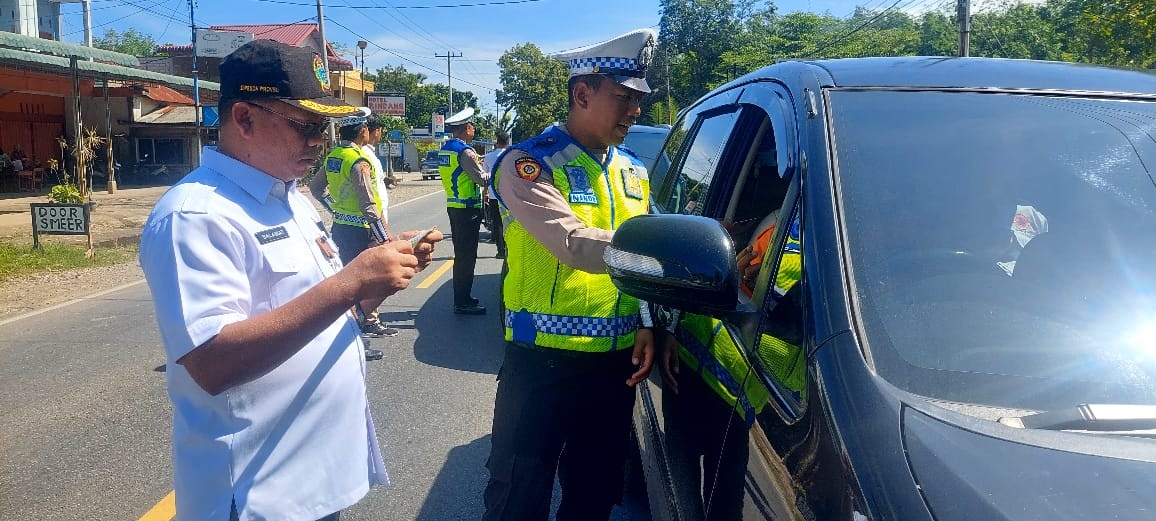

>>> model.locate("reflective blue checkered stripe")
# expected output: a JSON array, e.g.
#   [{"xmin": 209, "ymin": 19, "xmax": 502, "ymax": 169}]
[
  {"xmin": 570, "ymin": 56, "xmax": 640, "ymax": 75},
  {"xmin": 504, "ymin": 310, "xmax": 638, "ymax": 339},
  {"xmin": 333, "ymin": 211, "xmax": 367, "ymax": 227},
  {"xmin": 676, "ymin": 324, "xmax": 756, "ymax": 426},
  {"xmin": 447, "ymin": 196, "xmax": 482, "ymax": 206}
]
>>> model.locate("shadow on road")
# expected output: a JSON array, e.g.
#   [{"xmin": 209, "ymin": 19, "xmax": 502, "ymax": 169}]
[
  {"xmin": 414, "ymin": 435, "xmax": 492, "ymax": 520},
  {"xmin": 411, "ymin": 272, "xmax": 505, "ymax": 375}
]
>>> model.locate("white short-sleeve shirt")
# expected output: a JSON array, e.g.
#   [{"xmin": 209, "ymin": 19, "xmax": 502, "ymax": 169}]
[
  {"xmin": 363, "ymin": 144, "xmax": 389, "ymax": 223},
  {"xmin": 140, "ymin": 147, "xmax": 388, "ymax": 521},
  {"xmin": 483, "ymin": 147, "xmax": 506, "ymax": 199}
]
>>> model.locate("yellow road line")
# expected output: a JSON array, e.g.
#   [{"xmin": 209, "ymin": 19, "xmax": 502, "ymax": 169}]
[
  {"xmin": 417, "ymin": 259, "xmax": 454, "ymax": 289},
  {"xmin": 138, "ymin": 490, "xmax": 175, "ymax": 521}
]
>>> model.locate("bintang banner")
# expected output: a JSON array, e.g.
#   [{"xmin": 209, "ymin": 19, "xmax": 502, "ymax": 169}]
[{"xmin": 367, "ymin": 92, "xmax": 406, "ymax": 117}]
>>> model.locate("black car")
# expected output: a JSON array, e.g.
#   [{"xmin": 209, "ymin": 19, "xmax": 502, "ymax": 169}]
[
  {"xmin": 607, "ymin": 57, "xmax": 1156, "ymax": 521},
  {"xmin": 421, "ymin": 150, "xmax": 441, "ymax": 180}
]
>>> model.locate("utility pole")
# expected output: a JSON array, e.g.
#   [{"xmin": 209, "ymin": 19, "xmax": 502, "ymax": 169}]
[
  {"xmin": 316, "ymin": 0, "xmax": 334, "ymax": 143},
  {"xmin": 81, "ymin": 0, "xmax": 92, "ymax": 49},
  {"xmin": 189, "ymin": 0, "xmax": 202, "ymax": 160},
  {"xmin": 958, "ymin": 0, "xmax": 971, "ymax": 57},
  {"xmin": 665, "ymin": 47, "xmax": 672, "ymax": 125},
  {"xmin": 435, "ymin": 51, "xmax": 462, "ymax": 114},
  {"xmin": 315, "ymin": 0, "xmax": 330, "ymax": 73}
]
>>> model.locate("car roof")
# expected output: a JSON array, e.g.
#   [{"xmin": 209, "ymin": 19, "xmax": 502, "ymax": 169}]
[{"xmin": 766, "ymin": 57, "xmax": 1156, "ymax": 96}]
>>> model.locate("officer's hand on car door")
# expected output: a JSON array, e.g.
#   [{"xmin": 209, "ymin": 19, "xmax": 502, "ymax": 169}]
[{"xmin": 626, "ymin": 328, "xmax": 656, "ymax": 387}]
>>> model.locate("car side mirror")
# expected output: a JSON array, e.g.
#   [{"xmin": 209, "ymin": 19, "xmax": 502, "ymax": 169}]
[{"xmin": 604, "ymin": 214, "xmax": 740, "ymax": 316}]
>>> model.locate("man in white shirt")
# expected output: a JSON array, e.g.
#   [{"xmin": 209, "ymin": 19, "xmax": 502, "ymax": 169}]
[
  {"xmin": 481, "ymin": 131, "xmax": 509, "ymax": 258},
  {"xmin": 139, "ymin": 39, "xmax": 443, "ymax": 521}
]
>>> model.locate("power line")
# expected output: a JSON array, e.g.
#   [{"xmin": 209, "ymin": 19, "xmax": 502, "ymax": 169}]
[
  {"xmin": 803, "ymin": 0, "xmax": 923, "ymax": 58},
  {"xmin": 154, "ymin": 0, "xmax": 185, "ymax": 43},
  {"xmin": 253, "ymin": 0, "xmax": 544, "ymax": 8},
  {"xmin": 63, "ymin": 0, "xmax": 192, "ymax": 37},
  {"xmin": 322, "ymin": 15, "xmax": 497, "ymax": 91}
]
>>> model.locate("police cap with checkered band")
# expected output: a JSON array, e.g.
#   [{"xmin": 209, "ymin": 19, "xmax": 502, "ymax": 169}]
[{"xmin": 551, "ymin": 28, "xmax": 657, "ymax": 94}]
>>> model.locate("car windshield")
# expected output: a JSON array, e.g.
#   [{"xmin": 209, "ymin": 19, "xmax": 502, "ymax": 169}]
[{"xmin": 831, "ymin": 90, "xmax": 1156, "ymax": 411}]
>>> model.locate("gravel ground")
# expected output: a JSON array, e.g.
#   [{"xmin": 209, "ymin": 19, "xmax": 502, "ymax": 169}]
[{"xmin": 0, "ymin": 174, "xmax": 444, "ymax": 322}]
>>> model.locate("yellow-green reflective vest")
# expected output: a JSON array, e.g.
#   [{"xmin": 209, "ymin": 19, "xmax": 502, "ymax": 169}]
[
  {"xmin": 675, "ymin": 314, "xmax": 771, "ymax": 425},
  {"xmin": 498, "ymin": 127, "xmax": 650, "ymax": 352},
  {"xmin": 324, "ymin": 143, "xmax": 381, "ymax": 228},
  {"xmin": 676, "ymin": 219, "xmax": 806, "ymax": 422},
  {"xmin": 439, "ymin": 139, "xmax": 483, "ymax": 208},
  {"xmin": 757, "ymin": 226, "xmax": 805, "ymax": 395}
]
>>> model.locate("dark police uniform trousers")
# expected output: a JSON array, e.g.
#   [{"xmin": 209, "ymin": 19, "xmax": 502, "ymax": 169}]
[
  {"xmin": 446, "ymin": 206, "xmax": 483, "ymax": 306},
  {"xmin": 483, "ymin": 342, "xmax": 637, "ymax": 521}
]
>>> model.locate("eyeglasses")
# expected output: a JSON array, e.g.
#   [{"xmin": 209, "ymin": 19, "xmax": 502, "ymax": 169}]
[{"xmin": 246, "ymin": 102, "xmax": 329, "ymax": 140}]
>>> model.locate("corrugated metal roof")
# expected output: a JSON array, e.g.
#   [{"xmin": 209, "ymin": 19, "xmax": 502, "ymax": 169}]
[
  {"xmin": 0, "ymin": 31, "xmax": 138, "ymax": 67},
  {"xmin": 0, "ymin": 47, "xmax": 219, "ymax": 92},
  {"xmin": 143, "ymin": 84, "xmax": 195, "ymax": 105},
  {"xmin": 136, "ymin": 106, "xmax": 198, "ymax": 124},
  {"xmin": 157, "ymin": 24, "xmax": 353, "ymax": 70},
  {"xmin": 212, "ymin": 24, "xmax": 315, "ymax": 46}
]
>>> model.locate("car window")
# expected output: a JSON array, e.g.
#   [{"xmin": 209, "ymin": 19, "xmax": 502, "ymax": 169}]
[
  {"xmin": 654, "ymin": 108, "xmax": 740, "ymax": 216},
  {"xmin": 749, "ymin": 202, "xmax": 807, "ymax": 417}
]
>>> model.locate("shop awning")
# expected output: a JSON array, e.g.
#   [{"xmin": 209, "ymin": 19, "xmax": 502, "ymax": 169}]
[
  {"xmin": 0, "ymin": 32, "xmax": 139, "ymax": 67},
  {"xmin": 0, "ymin": 47, "xmax": 218, "ymax": 94}
]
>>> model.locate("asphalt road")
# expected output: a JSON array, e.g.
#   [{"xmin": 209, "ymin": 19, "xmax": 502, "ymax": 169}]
[{"xmin": 0, "ymin": 181, "xmax": 650, "ymax": 520}]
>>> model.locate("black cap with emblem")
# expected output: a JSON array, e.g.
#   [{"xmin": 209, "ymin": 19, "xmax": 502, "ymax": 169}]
[{"xmin": 219, "ymin": 39, "xmax": 359, "ymax": 118}]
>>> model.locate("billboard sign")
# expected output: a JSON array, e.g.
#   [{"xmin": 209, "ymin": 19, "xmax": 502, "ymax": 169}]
[
  {"xmin": 367, "ymin": 92, "xmax": 406, "ymax": 117},
  {"xmin": 432, "ymin": 113, "xmax": 445, "ymax": 134},
  {"xmin": 195, "ymin": 29, "xmax": 253, "ymax": 58}
]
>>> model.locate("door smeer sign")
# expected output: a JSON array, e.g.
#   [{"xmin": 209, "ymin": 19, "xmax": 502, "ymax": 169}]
[{"xmin": 30, "ymin": 203, "xmax": 91, "ymax": 248}]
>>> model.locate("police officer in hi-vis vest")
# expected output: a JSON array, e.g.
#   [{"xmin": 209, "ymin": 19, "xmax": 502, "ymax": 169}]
[
  {"xmin": 438, "ymin": 107, "xmax": 489, "ymax": 315},
  {"xmin": 309, "ymin": 109, "xmax": 397, "ymax": 358},
  {"xmin": 484, "ymin": 28, "xmax": 658, "ymax": 521}
]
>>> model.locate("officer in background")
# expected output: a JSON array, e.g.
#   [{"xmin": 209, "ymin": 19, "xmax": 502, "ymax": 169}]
[
  {"xmin": 439, "ymin": 107, "xmax": 488, "ymax": 315},
  {"xmin": 484, "ymin": 28, "xmax": 658, "ymax": 521},
  {"xmin": 482, "ymin": 131, "xmax": 510, "ymax": 259},
  {"xmin": 308, "ymin": 109, "xmax": 397, "ymax": 356}
]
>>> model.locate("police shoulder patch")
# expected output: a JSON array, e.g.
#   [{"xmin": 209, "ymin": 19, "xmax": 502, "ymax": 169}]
[{"xmin": 515, "ymin": 157, "xmax": 541, "ymax": 182}]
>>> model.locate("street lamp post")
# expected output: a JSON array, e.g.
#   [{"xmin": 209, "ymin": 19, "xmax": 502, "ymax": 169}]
[{"xmin": 357, "ymin": 39, "xmax": 367, "ymax": 77}]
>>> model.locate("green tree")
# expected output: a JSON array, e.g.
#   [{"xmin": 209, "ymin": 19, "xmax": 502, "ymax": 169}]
[
  {"xmin": 497, "ymin": 43, "xmax": 567, "ymax": 142},
  {"xmin": 1072, "ymin": 0, "xmax": 1156, "ymax": 67},
  {"xmin": 366, "ymin": 65, "xmax": 478, "ymax": 131},
  {"xmin": 93, "ymin": 28, "xmax": 158, "ymax": 57},
  {"xmin": 918, "ymin": 12, "xmax": 957, "ymax": 56},
  {"xmin": 660, "ymin": 0, "xmax": 743, "ymax": 102}
]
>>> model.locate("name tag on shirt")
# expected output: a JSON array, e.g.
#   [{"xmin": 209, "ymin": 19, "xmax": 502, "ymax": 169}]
[{"xmin": 255, "ymin": 226, "xmax": 289, "ymax": 245}]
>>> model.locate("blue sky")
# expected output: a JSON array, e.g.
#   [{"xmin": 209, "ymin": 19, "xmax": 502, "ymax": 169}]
[{"xmin": 58, "ymin": 0, "xmax": 946, "ymax": 111}]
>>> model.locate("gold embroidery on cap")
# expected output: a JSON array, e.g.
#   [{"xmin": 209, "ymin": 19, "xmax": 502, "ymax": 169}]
[
  {"xmin": 312, "ymin": 55, "xmax": 330, "ymax": 90},
  {"xmin": 298, "ymin": 99, "xmax": 355, "ymax": 114}
]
